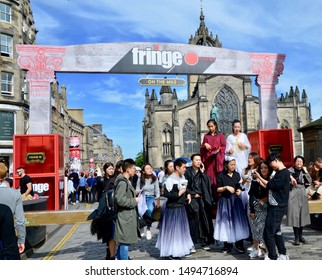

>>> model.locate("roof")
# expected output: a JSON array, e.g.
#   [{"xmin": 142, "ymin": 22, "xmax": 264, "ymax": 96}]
[{"xmin": 298, "ymin": 117, "xmax": 322, "ymax": 132}]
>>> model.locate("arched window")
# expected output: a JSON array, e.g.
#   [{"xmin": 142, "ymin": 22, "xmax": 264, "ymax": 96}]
[
  {"xmin": 183, "ymin": 119, "xmax": 197, "ymax": 154},
  {"xmin": 280, "ymin": 119, "xmax": 290, "ymax": 129},
  {"xmin": 162, "ymin": 123, "xmax": 172, "ymax": 156},
  {"xmin": 214, "ymin": 86, "xmax": 239, "ymax": 137}
]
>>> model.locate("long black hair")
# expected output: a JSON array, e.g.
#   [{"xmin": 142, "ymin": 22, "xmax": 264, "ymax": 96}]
[
  {"xmin": 140, "ymin": 163, "xmax": 157, "ymax": 185},
  {"xmin": 103, "ymin": 162, "xmax": 115, "ymax": 178},
  {"xmin": 164, "ymin": 159, "xmax": 173, "ymax": 176},
  {"xmin": 206, "ymin": 119, "xmax": 218, "ymax": 134}
]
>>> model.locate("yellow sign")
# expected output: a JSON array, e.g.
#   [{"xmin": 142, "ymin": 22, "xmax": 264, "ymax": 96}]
[
  {"xmin": 138, "ymin": 78, "xmax": 186, "ymax": 86},
  {"xmin": 26, "ymin": 152, "xmax": 46, "ymax": 163},
  {"xmin": 269, "ymin": 145, "xmax": 283, "ymax": 153}
]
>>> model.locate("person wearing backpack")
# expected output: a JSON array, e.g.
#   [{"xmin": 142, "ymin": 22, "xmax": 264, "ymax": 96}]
[
  {"xmin": 114, "ymin": 158, "xmax": 140, "ymax": 260},
  {"xmin": 88, "ymin": 162, "xmax": 117, "ymax": 260}
]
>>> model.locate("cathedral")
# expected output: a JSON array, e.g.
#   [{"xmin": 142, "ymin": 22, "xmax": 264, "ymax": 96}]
[{"xmin": 143, "ymin": 8, "xmax": 312, "ymax": 169}]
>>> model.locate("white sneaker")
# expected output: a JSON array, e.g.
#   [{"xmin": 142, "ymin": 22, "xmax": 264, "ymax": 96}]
[
  {"xmin": 146, "ymin": 229, "xmax": 152, "ymax": 240},
  {"xmin": 247, "ymin": 245, "xmax": 255, "ymax": 252},
  {"xmin": 277, "ymin": 254, "xmax": 289, "ymax": 260},
  {"xmin": 259, "ymin": 242, "xmax": 266, "ymax": 250},
  {"xmin": 249, "ymin": 249, "xmax": 259, "ymax": 258},
  {"xmin": 140, "ymin": 228, "xmax": 145, "ymax": 237},
  {"xmin": 190, "ymin": 246, "xmax": 196, "ymax": 253},
  {"xmin": 202, "ymin": 246, "xmax": 211, "ymax": 251},
  {"xmin": 264, "ymin": 253, "xmax": 271, "ymax": 260}
]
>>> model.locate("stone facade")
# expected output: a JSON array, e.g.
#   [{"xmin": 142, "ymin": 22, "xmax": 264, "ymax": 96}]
[
  {"xmin": 143, "ymin": 9, "xmax": 312, "ymax": 169},
  {"xmin": 298, "ymin": 117, "xmax": 322, "ymax": 163},
  {"xmin": 0, "ymin": 0, "xmax": 36, "ymax": 170},
  {"xmin": 0, "ymin": 1, "xmax": 122, "ymax": 172},
  {"xmin": 50, "ymin": 83, "xmax": 117, "ymax": 171}
]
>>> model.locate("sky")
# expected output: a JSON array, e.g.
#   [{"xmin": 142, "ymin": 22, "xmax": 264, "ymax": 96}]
[{"xmin": 29, "ymin": 0, "xmax": 322, "ymax": 160}]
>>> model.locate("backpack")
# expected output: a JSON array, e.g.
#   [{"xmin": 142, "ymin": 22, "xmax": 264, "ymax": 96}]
[
  {"xmin": 105, "ymin": 188, "xmax": 117, "ymax": 221},
  {"xmin": 88, "ymin": 189, "xmax": 116, "ymax": 240}
]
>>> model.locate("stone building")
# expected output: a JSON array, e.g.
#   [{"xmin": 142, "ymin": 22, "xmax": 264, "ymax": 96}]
[
  {"xmin": 50, "ymin": 82, "xmax": 118, "ymax": 172},
  {"xmin": 143, "ymin": 8, "xmax": 312, "ymax": 169},
  {"xmin": 298, "ymin": 117, "xmax": 322, "ymax": 163},
  {"xmin": 0, "ymin": 0, "xmax": 121, "ymax": 172},
  {"xmin": 0, "ymin": 0, "xmax": 37, "ymax": 170}
]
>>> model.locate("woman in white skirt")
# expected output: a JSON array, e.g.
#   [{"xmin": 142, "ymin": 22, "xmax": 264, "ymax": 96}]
[
  {"xmin": 214, "ymin": 157, "xmax": 250, "ymax": 253},
  {"xmin": 156, "ymin": 158, "xmax": 193, "ymax": 259}
]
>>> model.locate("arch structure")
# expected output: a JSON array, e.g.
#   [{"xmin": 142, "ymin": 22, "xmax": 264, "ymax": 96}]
[{"xmin": 16, "ymin": 42, "xmax": 285, "ymax": 134}]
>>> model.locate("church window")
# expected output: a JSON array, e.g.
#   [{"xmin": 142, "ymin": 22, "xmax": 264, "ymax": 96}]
[
  {"xmin": 280, "ymin": 119, "xmax": 290, "ymax": 129},
  {"xmin": 183, "ymin": 119, "xmax": 197, "ymax": 154},
  {"xmin": 162, "ymin": 123, "xmax": 172, "ymax": 156},
  {"xmin": 214, "ymin": 86, "xmax": 239, "ymax": 137}
]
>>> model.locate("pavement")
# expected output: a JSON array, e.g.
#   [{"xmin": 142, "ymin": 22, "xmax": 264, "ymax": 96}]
[{"xmin": 25, "ymin": 199, "xmax": 322, "ymax": 261}]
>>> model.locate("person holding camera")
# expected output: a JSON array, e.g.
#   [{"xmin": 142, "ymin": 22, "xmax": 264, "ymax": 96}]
[
  {"xmin": 254, "ymin": 152, "xmax": 290, "ymax": 260},
  {"xmin": 248, "ymin": 160, "xmax": 271, "ymax": 258}
]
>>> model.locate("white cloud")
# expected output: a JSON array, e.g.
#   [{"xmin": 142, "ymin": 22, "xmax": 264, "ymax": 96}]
[
  {"xmin": 88, "ymin": 81, "xmax": 145, "ymax": 110},
  {"xmin": 29, "ymin": 0, "xmax": 322, "ymax": 157}
]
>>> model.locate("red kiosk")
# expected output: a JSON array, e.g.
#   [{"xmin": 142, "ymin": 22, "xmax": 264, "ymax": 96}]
[
  {"xmin": 248, "ymin": 128, "xmax": 294, "ymax": 167},
  {"xmin": 13, "ymin": 134, "xmax": 65, "ymax": 210}
]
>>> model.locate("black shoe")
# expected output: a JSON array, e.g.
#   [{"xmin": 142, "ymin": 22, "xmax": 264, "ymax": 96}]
[
  {"xmin": 235, "ymin": 245, "xmax": 245, "ymax": 253},
  {"xmin": 292, "ymin": 240, "xmax": 300, "ymax": 246},
  {"xmin": 299, "ymin": 237, "xmax": 307, "ymax": 244},
  {"xmin": 221, "ymin": 247, "xmax": 232, "ymax": 253},
  {"xmin": 169, "ymin": 255, "xmax": 181, "ymax": 260},
  {"xmin": 222, "ymin": 242, "xmax": 233, "ymax": 253},
  {"xmin": 222, "ymin": 248, "xmax": 232, "ymax": 253}
]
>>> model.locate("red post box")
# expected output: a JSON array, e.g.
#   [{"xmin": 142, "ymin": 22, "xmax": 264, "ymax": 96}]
[
  {"xmin": 248, "ymin": 129, "xmax": 294, "ymax": 168},
  {"xmin": 13, "ymin": 134, "xmax": 65, "ymax": 210}
]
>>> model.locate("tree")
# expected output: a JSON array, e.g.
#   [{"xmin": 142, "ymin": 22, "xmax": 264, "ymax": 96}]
[{"xmin": 135, "ymin": 151, "xmax": 144, "ymax": 168}]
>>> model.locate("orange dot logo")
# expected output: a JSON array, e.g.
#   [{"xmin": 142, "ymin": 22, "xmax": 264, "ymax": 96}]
[{"xmin": 184, "ymin": 52, "xmax": 199, "ymax": 65}]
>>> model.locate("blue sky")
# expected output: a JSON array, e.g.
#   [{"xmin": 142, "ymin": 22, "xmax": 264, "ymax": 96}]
[{"xmin": 30, "ymin": 0, "xmax": 322, "ymax": 160}]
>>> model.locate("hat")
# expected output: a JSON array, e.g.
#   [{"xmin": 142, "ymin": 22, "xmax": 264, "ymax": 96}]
[{"xmin": 135, "ymin": 166, "xmax": 141, "ymax": 171}]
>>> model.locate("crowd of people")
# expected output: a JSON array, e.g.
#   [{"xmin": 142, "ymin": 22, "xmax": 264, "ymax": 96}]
[
  {"xmin": 1, "ymin": 118, "xmax": 322, "ymax": 261},
  {"xmin": 85, "ymin": 118, "xmax": 322, "ymax": 261}
]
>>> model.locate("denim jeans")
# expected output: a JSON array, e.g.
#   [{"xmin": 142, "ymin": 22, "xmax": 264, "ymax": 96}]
[
  {"xmin": 145, "ymin": 196, "xmax": 155, "ymax": 228},
  {"xmin": 116, "ymin": 243, "xmax": 130, "ymax": 260}
]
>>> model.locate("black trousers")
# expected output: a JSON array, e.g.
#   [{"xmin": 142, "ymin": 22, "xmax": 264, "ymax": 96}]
[
  {"xmin": 78, "ymin": 187, "xmax": 88, "ymax": 202},
  {"xmin": 264, "ymin": 206, "xmax": 287, "ymax": 260},
  {"xmin": 0, "ymin": 204, "xmax": 20, "ymax": 260}
]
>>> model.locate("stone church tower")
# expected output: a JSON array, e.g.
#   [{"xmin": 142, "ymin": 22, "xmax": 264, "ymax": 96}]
[{"xmin": 143, "ymin": 8, "xmax": 312, "ymax": 169}]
